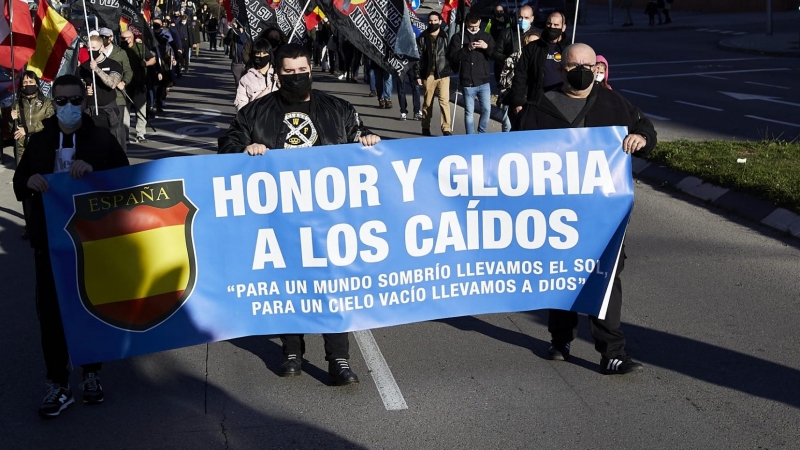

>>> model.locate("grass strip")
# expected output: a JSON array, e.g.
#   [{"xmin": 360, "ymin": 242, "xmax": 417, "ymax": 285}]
[{"xmin": 646, "ymin": 140, "xmax": 800, "ymax": 215}]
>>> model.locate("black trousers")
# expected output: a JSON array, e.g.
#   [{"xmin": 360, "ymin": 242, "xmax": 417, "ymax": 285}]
[
  {"xmin": 548, "ymin": 246, "xmax": 627, "ymax": 359},
  {"xmin": 208, "ymin": 32, "xmax": 218, "ymax": 50},
  {"xmin": 35, "ymin": 249, "xmax": 101, "ymax": 385},
  {"xmin": 280, "ymin": 333, "xmax": 349, "ymax": 361}
]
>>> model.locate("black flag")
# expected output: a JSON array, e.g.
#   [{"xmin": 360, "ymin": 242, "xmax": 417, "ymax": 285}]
[
  {"xmin": 120, "ymin": 0, "xmax": 157, "ymax": 50},
  {"xmin": 275, "ymin": 0, "xmax": 311, "ymax": 47},
  {"xmin": 316, "ymin": 0, "xmax": 420, "ymax": 75},
  {"xmin": 232, "ymin": 0, "xmax": 278, "ymax": 39},
  {"xmin": 82, "ymin": 0, "xmax": 122, "ymax": 35}
]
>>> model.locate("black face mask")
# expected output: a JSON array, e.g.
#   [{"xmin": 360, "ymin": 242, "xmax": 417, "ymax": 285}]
[
  {"xmin": 542, "ymin": 27, "xmax": 562, "ymax": 41},
  {"xmin": 278, "ymin": 72, "xmax": 312, "ymax": 103},
  {"xmin": 268, "ymin": 38, "xmax": 281, "ymax": 48},
  {"xmin": 90, "ymin": 50, "xmax": 103, "ymax": 61},
  {"xmin": 495, "ymin": 12, "xmax": 504, "ymax": 19},
  {"xmin": 565, "ymin": 66, "xmax": 594, "ymax": 91},
  {"xmin": 120, "ymin": 40, "xmax": 129, "ymax": 49},
  {"xmin": 428, "ymin": 23, "xmax": 440, "ymax": 32},
  {"xmin": 253, "ymin": 56, "xmax": 270, "ymax": 69},
  {"xmin": 21, "ymin": 85, "xmax": 38, "ymax": 96}
]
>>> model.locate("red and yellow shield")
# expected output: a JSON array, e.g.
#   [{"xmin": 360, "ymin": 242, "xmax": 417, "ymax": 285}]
[{"xmin": 67, "ymin": 181, "xmax": 198, "ymax": 331}]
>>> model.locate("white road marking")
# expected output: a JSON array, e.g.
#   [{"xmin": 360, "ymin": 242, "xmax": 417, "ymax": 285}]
[
  {"xmin": 619, "ymin": 89, "xmax": 658, "ymax": 98},
  {"xmin": 613, "ymin": 57, "xmax": 771, "ymax": 67},
  {"xmin": 613, "ymin": 68, "xmax": 789, "ymax": 81},
  {"xmin": 745, "ymin": 81, "xmax": 789, "ymax": 90},
  {"xmin": 720, "ymin": 91, "xmax": 800, "ymax": 108},
  {"xmin": 697, "ymin": 74, "xmax": 727, "ymax": 80},
  {"xmin": 744, "ymin": 115, "xmax": 800, "ymax": 128},
  {"xmin": 675, "ymin": 101, "xmax": 724, "ymax": 111},
  {"xmin": 644, "ymin": 113, "xmax": 671, "ymax": 121},
  {"xmin": 353, "ymin": 330, "xmax": 408, "ymax": 411}
]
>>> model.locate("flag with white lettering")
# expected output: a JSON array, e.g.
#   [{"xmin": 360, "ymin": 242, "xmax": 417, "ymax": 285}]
[
  {"xmin": 83, "ymin": 0, "xmax": 122, "ymax": 35},
  {"xmin": 43, "ymin": 127, "xmax": 633, "ymax": 366},
  {"xmin": 316, "ymin": 0, "xmax": 420, "ymax": 75},
  {"xmin": 232, "ymin": 0, "xmax": 277, "ymax": 39}
]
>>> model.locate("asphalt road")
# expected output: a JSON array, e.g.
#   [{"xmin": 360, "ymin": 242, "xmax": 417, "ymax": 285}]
[{"xmin": 1, "ymin": 21, "xmax": 799, "ymax": 449}]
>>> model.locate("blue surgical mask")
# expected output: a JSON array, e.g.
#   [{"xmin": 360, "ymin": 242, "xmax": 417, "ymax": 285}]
[
  {"xmin": 518, "ymin": 19, "xmax": 531, "ymax": 31},
  {"xmin": 57, "ymin": 103, "xmax": 83, "ymax": 129}
]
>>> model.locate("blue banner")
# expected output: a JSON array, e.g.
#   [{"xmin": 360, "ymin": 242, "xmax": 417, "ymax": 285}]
[{"xmin": 43, "ymin": 127, "xmax": 632, "ymax": 366}]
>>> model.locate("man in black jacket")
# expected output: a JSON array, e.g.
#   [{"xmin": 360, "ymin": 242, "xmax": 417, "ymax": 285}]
[
  {"xmin": 13, "ymin": 75, "xmax": 129, "ymax": 417},
  {"xmin": 493, "ymin": 5, "xmax": 537, "ymax": 132},
  {"xmin": 219, "ymin": 45, "xmax": 378, "ymax": 385},
  {"xmin": 510, "ymin": 11, "xmax": 572, "ymax": 115},
  {"xmin": 448, "ymin": 12, "xmax": 495, "ymax": 134},
  {"xmin": 519, "ymin": 43, "xmax": 654, "ymax": 375},
  {"xmin": 414, "ymin": 11, "xmax": 452, "ymax": 137}
]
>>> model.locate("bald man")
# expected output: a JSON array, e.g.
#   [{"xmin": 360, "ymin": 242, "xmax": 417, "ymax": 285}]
[
  {"xmin": 519, "ymin": 43, "xmax": 655, "ymax": 375},
  {"xmin": 493, "ymin": 5, "xmax": 538, "ymax": 132},
  {"xmin": 121, "ymin": 31, "xmax": 156, "ymax": 143}
]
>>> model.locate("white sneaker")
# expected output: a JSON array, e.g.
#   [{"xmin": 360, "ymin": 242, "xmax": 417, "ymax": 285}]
[{"xmin": 400, "ymin": 113, "xmax": 407, "ymax": 120}]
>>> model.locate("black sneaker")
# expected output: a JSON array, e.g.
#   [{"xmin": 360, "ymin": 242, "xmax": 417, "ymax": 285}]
[
  {"xmin": 547, "ymin": 342, "xmax": 571, "ymax": 361},
  {"xmin": 422, "ymin": 128, "xmax": 431, "ymax": 136},
  {"xmin": 328, "ymin": 359, "xmax": 359, "ymax": 386},
  {"xmin": 443, "ymin": 131, "xmax": 452, "ymax": 136},
  {"xmin": 279, "ymin": 354, "xmax": 302, "ymax": 377},
  {"xmin": 38, "ymin": 383, "xmax": 74, "ymax": 417},
  {"xmin": 81, "ymin": 372, "xmax": 104, "ymax": 404},
  {"xmin": 378, "ymin": 98, "xmax": 386, "ymax": 108},
  {"xmin": 600, "ymin": 356, "xmax": 644, "ymax": 375}
]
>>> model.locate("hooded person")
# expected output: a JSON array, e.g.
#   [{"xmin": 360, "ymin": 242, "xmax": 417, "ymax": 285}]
[{"xmin": 595, "ymin": 55, "xmax": 611, "ymax": 90}]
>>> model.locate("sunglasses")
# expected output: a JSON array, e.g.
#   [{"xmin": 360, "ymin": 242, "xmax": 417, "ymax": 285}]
[{"xmin": 54, "ymin": 95, "xmax": 84, "ymax": 106}]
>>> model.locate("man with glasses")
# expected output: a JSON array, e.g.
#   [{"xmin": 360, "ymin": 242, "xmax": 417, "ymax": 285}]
[
  {"xmin": 518, "ymin": 43, "xmax": 655, "ymax": 375},
  {"xmin": 447, "ymin": 12, "xmax": 495, "ymax": 134},
  {"xmin": 510, "ymin": 11, "xmax": 572, "ymax": 119},
  {"xmin": 13, "ymin": 74, "xmax": 129, "ymax": 417}
]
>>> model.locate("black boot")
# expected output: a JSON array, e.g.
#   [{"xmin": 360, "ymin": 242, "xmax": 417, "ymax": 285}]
[
  {"xmin": 328, "ymin": 359, "xmax": 359, "ymax": 385},
  {"xmin": 279, "ymin": 354, "xmax": 302, "ymax": 377}
]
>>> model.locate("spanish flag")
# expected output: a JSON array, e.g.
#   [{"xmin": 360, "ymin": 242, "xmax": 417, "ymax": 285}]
[
  {"xmin": 71, "ymin": 193, "xmax": 197, "ymax": 330},
  {"xmin": 27, "ymin": 0, "xmax": 77, "ymax": 82},
  {"xmin": 304, "ymin": 6, "xmax": 325, "ymax": 30}
]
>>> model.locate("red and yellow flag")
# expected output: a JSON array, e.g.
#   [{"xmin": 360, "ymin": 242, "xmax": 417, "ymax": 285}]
[
  {"xmin": 27, "ymin": 0, "xmax": 77, "ymax": 82},
  {"xmin": 304, "ymin": 6, "xmax": 325, "ymax": 30}
]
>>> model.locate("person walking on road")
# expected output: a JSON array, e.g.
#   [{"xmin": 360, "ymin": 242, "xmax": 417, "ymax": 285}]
[
  {"xmin": 207, "ymin": 14, "xmax": 219, "ymax": 51},
  {"xmin": 415, "ymin": 11, "xmax": 452, "ymax": 136},
  {"xmin": 448, "ymin": 12, "xmax": 495, "ymax": 134},
  {"xmin": 234, "ymin": 39, "xmax": 276, "ymax": 110},
  {"xmin": 13, "ymin": 74, "xmax": 129, "ymax": 417},
  {"xmin": 120, "ymin": 31, "xmax": 156, "ymax": 143},
  {"xmin": 518, "ymin": 43, "xmax": 655, "ymax": 375},
  {"xmin": 219, "ymin": 45, "xmax": 380, "ymax": 386}
]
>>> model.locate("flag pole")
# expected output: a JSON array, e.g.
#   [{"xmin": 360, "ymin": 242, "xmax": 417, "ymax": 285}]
[
  {"xmin": 571, "ymin": 0, "xmax": 579, "ymax": 43},
  {"xmin": 81, "ymin": 0, "xmax": 99, "ymax": 115},
  {"xmin": 9, "ymin": 0, "xmax": 19, "ymax": 162},
  {"xmin": 450, "ymin": 10, "xmax": 465, "ymax": 134},
  {"xmin": 288, "ymin": 0, "xmax": 312, "ymax": 44}
]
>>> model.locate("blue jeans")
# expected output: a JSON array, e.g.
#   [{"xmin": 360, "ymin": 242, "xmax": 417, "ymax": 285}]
[
  {"xmin": 501, "ymin": 105, "xmax": 512, "ymax": 132},
  {"xmin": 463, "ymin": 83, "xmax": 491, "ymax": 134},
  {"xmin": 368, "ymin": 61, "xmax": 378, "ymax": 92},
  {"xmin": 380, "ymin": 69, "xmax": 393, "ymax": 100}
]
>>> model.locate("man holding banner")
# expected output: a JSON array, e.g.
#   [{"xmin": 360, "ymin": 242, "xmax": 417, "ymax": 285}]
[
  {"xmin": 519, "ymin": 43, "xmax": 655, "ymax": 375},
  {"xmin": 13, "ymin": 75, "xmax": 129, "ymax": 417},
  {"xmin": 219, "ymin": 44, "xmax": 380, "ymax": 385}
]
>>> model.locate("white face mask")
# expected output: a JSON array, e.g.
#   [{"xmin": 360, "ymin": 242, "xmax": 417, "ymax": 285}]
[
  {"xmin": 595, "ymin": 73, "xmax": 605, "ymax": 82},
  {"xmin": 467, "ymin": 28, "xmax": 479, "ymax": 35}
]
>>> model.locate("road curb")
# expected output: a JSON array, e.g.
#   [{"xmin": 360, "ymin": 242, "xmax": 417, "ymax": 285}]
[
  {"xmin": 717, "ymin": 38, "xmax": 800, "ymax": 57},
  {"xmin": 632, "ymin": 156, "xmax": 800, "ymax": 239}
]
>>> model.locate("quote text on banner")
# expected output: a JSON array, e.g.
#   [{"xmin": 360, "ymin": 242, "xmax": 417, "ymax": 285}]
[{"xmin": 43, "ymin": 127, "xmax": 633, "ymax": 366}]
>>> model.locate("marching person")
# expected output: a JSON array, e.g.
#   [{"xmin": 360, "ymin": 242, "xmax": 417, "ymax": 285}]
[
  {"xmin": 234, "ymin": 39, "xmax": 276, "ymax": 110},
  {"xmin": 98, "ymin": 28, "xmax": 133, "ymax": 150},
  {"xmin": 8, "ymin": 71, "xmax": 55, "ymax": 240},
  {"xmin": 493, "ymin": 5, "xmax": 537, "ymax": 132},
  {"xmin": 448, "ymin": 12, "xmax": 495, "ymax": 134},
  {"xmin": 13, "ymin": 74, "xmax": 129, "ymax": 417},
  {"xmin": 414, "ymin": 11, "xmax": 452, "ymax": 136},
  {"xmin": 120, "ymin": 31, "xmax": 157, "ymax": 143},
  {"xmin": 517, "ymin": 43, "xmax": 655, "ymax": 375},
  {"xmin": 79, "ymin": 35, "xmax": 126, "ymax": 150},
  {"xmin": 219, "ymin": 44, "xmax": 381, "ymax": 386}
]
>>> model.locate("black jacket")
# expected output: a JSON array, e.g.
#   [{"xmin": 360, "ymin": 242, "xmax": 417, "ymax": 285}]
[
  {"xmin": 414, "ymin": 29, "xmax": 451, "ymax": 80},
  {"xmin": 447, "ymin": 30, "xmax": 495, "ymax": 87},
  {"xmin": 218, "ymin": 89, "xmax": 374, "ymax": 153},
  {"xmin": 518, "ymin": 86, "xmax": 657, "ymax": 155},
  {"xmin": 509, "ymin": 36, "xmax": 571, "ymax": 107},
  {"xmin": 13, "ymin": 114, "xmax": 129, "ymax": 250}
]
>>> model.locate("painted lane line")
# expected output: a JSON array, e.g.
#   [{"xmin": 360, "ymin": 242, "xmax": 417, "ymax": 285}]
[
  {"xmin": 744, "ymin": 115, "xmax": 800, "ymax": 128},
  {"xmin": 613, "ymin": 68, "xmax": 789, "ymax": 81},
  {"xmin": 613, "ymin": 57, "xmax": 770, "ymax": 67},
  {"xmin": 644, "ymin": 113, "xmax": 671, "ymax": 121},
  {"xmin": 720, "ymin": 91, "xmax": 800, "ymax": 108},
  {"xmin": 745, "ymin": 81, "xmax": 789, "ymax": 90},
  {"xmin": 619, "ymin": 89, "xmax": 658, "ymax": 98},
  {"xmin": 674, "ymin": 100, "xmax": 723, "ymax": 111},
  {"xmin": 698, "ymin": 74, "xmax": 727, "ymax": 80},
  {"xmin": 353, "ymin": 330, "xmax": 408, "ymax": 411}
]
